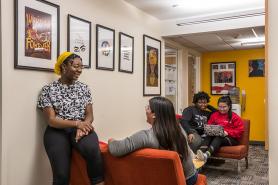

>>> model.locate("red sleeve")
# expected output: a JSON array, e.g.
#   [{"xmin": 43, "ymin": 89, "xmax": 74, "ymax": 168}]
[
  {"xmin": 226, "ymin": 113, "xmax": 244, "ymax": 139},
  {"xmin": 207, "ymin": 112, "xmax": 217, "ymax": 125}
]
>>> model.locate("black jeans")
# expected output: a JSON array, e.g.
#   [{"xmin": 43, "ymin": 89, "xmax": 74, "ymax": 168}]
[
  {"xmin": 44, "ymin": 126, "xmax": 104, "ymax": 185},
  {"xmin": 200, "ymin": 136, "xmax": 238, "ymax": 154}
]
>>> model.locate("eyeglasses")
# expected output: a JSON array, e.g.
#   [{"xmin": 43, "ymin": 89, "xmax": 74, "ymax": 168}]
[{"xmin": 145, "ymin": 105, "xmax": 151, "ymax": 111}]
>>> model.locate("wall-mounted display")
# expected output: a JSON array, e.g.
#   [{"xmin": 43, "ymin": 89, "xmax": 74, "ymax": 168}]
[
  {"xmin": 119, "ymin": 32, "xmax": 134, "ymax": 73},
  {"xmin": 249, "ymin": 59, "xmax": 265, "ymax": 77},
  {"xmin": 67, "ymin": 14, "xmax": 91, "ymax": 68},
  {"xmin": 96, "ymin": 24, "xmax": 115, "ymax": 71},
  {"xmin": 143, "ymin": 35, "xmax": 161, "ymax": 96},
  {"xmin": 211, "ymin": 62, "xmax": 236, "ymax": 95},
  {"xmin": 15, "ymin": 0, "xmax": 60, "ymax": 71}
]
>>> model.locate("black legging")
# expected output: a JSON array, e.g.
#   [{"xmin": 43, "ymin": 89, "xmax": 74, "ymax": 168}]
[
  {"xmin": 200, "ymin": 136, "xmax": 239, "ymax": 154},
  {"xmin": 44, "ymin": 126, "xmax": 104, "ymax": 185}
]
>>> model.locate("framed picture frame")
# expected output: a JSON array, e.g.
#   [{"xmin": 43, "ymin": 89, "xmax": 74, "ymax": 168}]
[
  {"xmin": 119, "ymin": 32, "xmax": 134, "ymax": 73},
  {"xmin": 248, "ymin": 59, "xmax": 265, "ymax": 77},
  {"xmin": 96, "ymin": 24, "xmax": 115, "ymax": 71},
  {"xmin": 211, "ymin": 62, "xmax": 236, "ymax": 95},
  {"xmin": 67, "ymin": 14, "xmax": 91, "ymax": 68},
  {"xmin": 14, "ymin": 0, "xmax": 60, "ymax": 71},
  {"xmin": 143, "ymin": 34, "xmax": 161, "ymax": 96}
]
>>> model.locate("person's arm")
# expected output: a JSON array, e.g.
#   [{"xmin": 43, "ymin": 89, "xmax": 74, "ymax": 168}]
[
  {"xmin": 206, "ymin": 104, "xmax": 217, "ymax": 113},
  {"xmin": 180, "ymin": 107, "xmax": 194, "ymax": 134},
  {"xmin": 207, "ymin": 112, "xmax": 217, "ymax": 125},
  {"xmin": 108, "ymin": 130, "xmax": 155, "ymax": 157},
  {"xmin": 225, "ymin": 114, "xmax": 244, "ymax": 139},
  {"xmin": 42, "ymin": 107, "xmax": 93, "ymax": 132},
  {"xmin": 83, "ymin": 104, "xmax": 94, "ymax": 124},
  {"xmin": 75, "ymin": 104, "xmax": 95, "ymax": 142}
]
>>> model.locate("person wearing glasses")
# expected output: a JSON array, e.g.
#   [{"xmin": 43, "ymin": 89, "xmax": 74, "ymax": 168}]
[
  {"xmin": 180, "ymin": 91, "xmax": 217, "ymax": 153},
  {"xmin": 37, "ymin": 52, "xmax": 104, "ymax": 185},
  {"xmin": 196, "ymin": 96, "xmax": 244, "ymax": 162},
  {"xmin": 108, "ymin": 97, "xmax": 198, "ymax": 185}
]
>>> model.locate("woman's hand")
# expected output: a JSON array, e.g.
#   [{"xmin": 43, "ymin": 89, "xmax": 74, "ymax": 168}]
[
  {"xmin": 188, "ymin": 134, "xmax": 195, "ymax": 143},
  {"xmin": 75, "ymin": 129, "xmax": 88, "ymax": 142},
  {"xmin": 224, "ymin": 131, "xmax": 228, "ymax": 136},
  {"xmin": 76, "ymin": 121, "xmax": 94, "ymax": 134}
]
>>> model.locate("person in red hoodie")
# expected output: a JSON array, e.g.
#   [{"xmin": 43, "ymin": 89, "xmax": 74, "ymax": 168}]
[{"xmin": 196, "ymin": 96, "xmax": 244, "ymax": 161}]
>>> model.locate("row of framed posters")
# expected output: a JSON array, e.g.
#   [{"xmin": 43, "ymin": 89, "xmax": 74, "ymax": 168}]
[{"xmin": 14, "ymin": 0, "xmax": 161, "ymax": 96}]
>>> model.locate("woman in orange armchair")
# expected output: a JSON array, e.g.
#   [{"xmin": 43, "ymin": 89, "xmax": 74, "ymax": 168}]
[{"xmin": 108, "ymin": 97, "xmax": 198, "ymax": 185}]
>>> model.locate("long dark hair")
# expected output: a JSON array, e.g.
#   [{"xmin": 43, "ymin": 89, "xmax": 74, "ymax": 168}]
[
  {"xmin": 218, "ymin": 96, "xmax": 233, "ymax": 122},
  {"xmin": 150, "ymin": 97, "xmax": 188, "ymax": 159}
]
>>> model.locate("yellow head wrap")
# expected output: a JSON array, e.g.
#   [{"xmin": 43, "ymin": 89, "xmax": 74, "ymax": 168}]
[{"xmin": 54, "ymin": 51, "xmax": 73, "ymax": 75}]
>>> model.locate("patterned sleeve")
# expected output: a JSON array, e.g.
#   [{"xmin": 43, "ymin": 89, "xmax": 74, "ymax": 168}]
[
  {"xmin": 37, "ymin": 86, "xmax": 53, "ymax": 109},
  {"xmin": 84, "ymin": 85, "xmax": 93, "ymax": 105}
]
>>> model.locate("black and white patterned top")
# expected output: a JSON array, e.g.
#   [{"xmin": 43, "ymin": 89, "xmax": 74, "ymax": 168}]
[{"xmin": 37, "ymin": 80, "xmax": 92, "ymax": 121}]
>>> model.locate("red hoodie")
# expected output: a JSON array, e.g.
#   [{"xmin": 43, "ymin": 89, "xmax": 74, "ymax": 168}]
[{"xmin": 208, "ymin": 111, "xmax": 244, "ymax": 140}]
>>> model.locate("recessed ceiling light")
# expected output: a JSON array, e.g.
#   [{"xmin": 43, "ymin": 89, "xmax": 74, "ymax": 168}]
[{"xmin": 172, "ymin": 4, "xmax": 179, "ymax": 8}]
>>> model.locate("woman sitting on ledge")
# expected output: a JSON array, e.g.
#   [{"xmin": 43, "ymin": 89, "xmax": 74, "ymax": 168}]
[
  {"xmin": 108, "ymin": 97, "xmax": 198, "ymax": 185},
  {"xmin": 196, "ymin": 96, "xmax": 244, "ymax": 162},
  {"xmin": 37, "ymin": 52, "xmax": 104, "ymax": 185}
]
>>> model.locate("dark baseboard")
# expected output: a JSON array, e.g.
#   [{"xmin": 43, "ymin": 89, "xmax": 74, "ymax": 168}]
[{"xmin": 250, "ymin": 141, "xmax": 265, "ymax": 146}]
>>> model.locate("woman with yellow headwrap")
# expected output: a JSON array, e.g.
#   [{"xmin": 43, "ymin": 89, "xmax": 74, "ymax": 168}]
[{"xmin": 38, "ymin": 52, "xmax": 104, "ymax": 185}]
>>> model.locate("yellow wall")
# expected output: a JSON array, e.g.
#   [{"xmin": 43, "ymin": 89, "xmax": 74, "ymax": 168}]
[{"xmin": 201, "ymin": 49, "xmax": 265, "ymax": 141}]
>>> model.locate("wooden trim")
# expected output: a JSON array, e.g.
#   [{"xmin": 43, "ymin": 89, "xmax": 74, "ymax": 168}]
[{"xmin": 265, "ymin": 0, "xmax": 269, "ymax": 150}]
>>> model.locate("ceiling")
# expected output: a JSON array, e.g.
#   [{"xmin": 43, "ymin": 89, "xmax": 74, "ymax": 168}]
[
  {"xmin": 124, "ymin": 0, "xmax": 265, "ymax": 52},
  {"xmin": 124, "ymin": 0, "xmax": 264, "ymax": 20},
  {"xmin": 165, "ymin": 26, "xmax": 265, "ymax": 52}
]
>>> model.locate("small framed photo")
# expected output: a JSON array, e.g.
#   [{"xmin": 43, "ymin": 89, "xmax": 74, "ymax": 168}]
[
  {"xmin": 211, "ymin": 62, "xmax": 236, "ymax": 95},
  {"xmin": 249, "ymin": 59, "xmax": 265, "ymax": 77},
  {"xmin": 119, "ymin": 32, "xmax": 134, "ymax": 73},
  {"xmin": 67, "ymin": 14, "xmax": 91, "ymax": 68},
  {"xmin": 96, "ymin": 24, "xmax": 115, "ymax": 71},
  {"xmin": 143, "ymin": 35, "xmax": 161, "ymax": 96},
  {"xmin": 14, "ymin": 0, "xmax": 60, "ymax": 71}
]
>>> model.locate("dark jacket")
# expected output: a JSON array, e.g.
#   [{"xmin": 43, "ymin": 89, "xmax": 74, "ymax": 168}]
[{"xmin": 180, "ymin": 105, "xmax": 217, "ymax": 135}]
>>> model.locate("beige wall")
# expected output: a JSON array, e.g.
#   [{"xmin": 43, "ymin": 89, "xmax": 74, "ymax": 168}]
[
  {"xmin": 0, "ymin": 0, "xmax": 163, "ymax": 184},
  {"xmin": 268, "ymin": 0, "xmax": 278, "ymax": 184}
]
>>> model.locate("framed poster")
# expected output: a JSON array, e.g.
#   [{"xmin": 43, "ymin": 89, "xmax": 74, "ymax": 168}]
[
  {"xmin": 96, "ymin": 24, "xmax": 115, "ymax": 71},
  {"xmin": 249, "ymin": 59, "xmax": 265, "ymax": 77},
  {"xmin": 211, "ymin": 62, "xmax": 236, "ymax": 95},
  {"xmin": 67, "ymin": 14, "xmax": 91, "ymax": 68},
  {"xmin": 15, "ymin": 0, "xmax": 60, "ymax": 71},
  {"xmin": 143, "ymin": 34, "xmax": 161, "ymax": 96},
  {"xmin": 119, "ymin": 32, "xmax": 134, "ymax": 73}
]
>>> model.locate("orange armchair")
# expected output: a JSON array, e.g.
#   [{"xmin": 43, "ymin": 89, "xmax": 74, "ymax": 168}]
[
  {"xmin": 70, "ymin": 143, "xmax": 207, "ymax": 185},
  {"xmin": 213, "ymin": 119, "xmax": 250, "ymax": 172}
]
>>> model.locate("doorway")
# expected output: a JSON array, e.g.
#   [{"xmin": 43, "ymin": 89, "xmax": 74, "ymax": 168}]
[{"xmin": 165, "ymin": 46, "xmax": 178, "ymax": 112}]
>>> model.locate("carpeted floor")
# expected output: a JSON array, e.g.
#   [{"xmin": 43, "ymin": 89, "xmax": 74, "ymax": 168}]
[{"xmin": 200, "ymin": 145, "xmax": 268, "ymax": 185}]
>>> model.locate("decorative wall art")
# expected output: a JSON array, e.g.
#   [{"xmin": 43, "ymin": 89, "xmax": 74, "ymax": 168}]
[
  {"xmin": 96, "ymin": 24, "xmax": 115, "ymax": 70},
  {"xmin": 15, "ymin": 0, "xmax": 60, "ymax": 71},
  {"xmin": 67, "ymin": 14, "xmax": 91, "ymax": 68},
  {"xmin": 143, "ymin": 35, "xmax": 161, "ymax": 96},
  {"xmin": 119, "ymin": 32, "xmax": 134, "ymax": 73},
  {"xmin": 211, "ymin": 62, "xmax": 236, "ymax": 95},
  {"xmin": 248, "ymin": 59, "xmax": 265, "ymax": 77}
]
